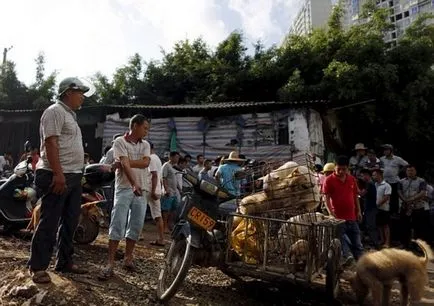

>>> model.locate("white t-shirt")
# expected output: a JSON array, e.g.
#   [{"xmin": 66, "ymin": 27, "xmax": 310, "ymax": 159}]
[
  {"xmin": 192, "ymin": 164, "xmax": 203, "ymax": 174},
  {"xmin": 375, "ymin": 180, "xmax": 392, "ymax": 211},
  {"xmin": 113, "ymin": 137, "xmax": 150, "ymax": 190},
  {"xmin": 0, "ymin": 156, "xmax": 7, "ymax": 172},
  {"xmin": 147, "ymin": 153, "xmax": 162, "ymax": 194}
]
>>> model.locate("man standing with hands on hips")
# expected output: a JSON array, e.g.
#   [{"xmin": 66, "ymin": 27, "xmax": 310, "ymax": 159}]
[
  {"xmin": 28, "ymin": 77, "xmax": 93, "ymax": 284},
  {"xmin": 99, "ymin": 114, "xmax": 151, "ymax": 280}
]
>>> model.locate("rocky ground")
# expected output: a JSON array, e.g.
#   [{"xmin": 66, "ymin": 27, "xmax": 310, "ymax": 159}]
[{"xmin": 0, "ymin": 222, "xmax": 432, "ymax": 306}]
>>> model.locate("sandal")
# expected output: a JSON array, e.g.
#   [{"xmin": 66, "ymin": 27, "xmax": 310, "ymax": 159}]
[
  {"xmin": 31, "ymin": 270, "xmax": 51, "ymax": 284},
  {"xmin": 97, "ymin": 266, "xmax": 114, "ymax": 281},
  {"xmin": 150, "ymin": 240, "xmax": 165, "ymax": 247},
  {"xmin": 123, "ymin": 262, "xmax": 137, "ymax": 272}
]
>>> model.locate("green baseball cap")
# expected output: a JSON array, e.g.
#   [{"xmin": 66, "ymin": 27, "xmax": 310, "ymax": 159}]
[{"xmin": 58, "ymin": 77, "xmax": 91, "ymax": 97}]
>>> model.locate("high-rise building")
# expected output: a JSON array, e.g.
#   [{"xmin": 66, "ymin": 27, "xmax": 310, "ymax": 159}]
[
  {"xmin": 343, "ymin": 0, "xmax": 434, "ymax": 43},
  {"xmin": 289, "ymin": 0, "xmax": 334, "ymax": 36}
]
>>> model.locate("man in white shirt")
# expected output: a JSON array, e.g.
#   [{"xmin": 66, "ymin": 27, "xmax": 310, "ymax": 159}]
[
  {"xmin": 372, "ymin": 169, "xmax": 392, "ymax": 247},
  {"xmin": 192, "ymin": 154, "xmax": 204, "ymax": 174},
  {"xmin": 0, "ymin": 155, "xmax": 7, "ymax": 173},
  {"xmin": 380, "ymin": 144, "xmax": 408, "ymax": 215},
  {"xmin": 146, "ymin": 142, "xmax": 164, "ymax": 247},
  {"xmin": 99, "ymin": 114, "xmax": 150, "ymax": 280}
]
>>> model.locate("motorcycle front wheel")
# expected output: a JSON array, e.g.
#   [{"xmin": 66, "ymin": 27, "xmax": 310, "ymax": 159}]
[{"xmin": 157, "ymin": 237, "xmax": 194, "ymax": 302}]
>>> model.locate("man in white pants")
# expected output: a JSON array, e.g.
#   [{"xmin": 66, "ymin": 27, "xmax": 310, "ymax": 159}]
[{"xmin": 147, "ymin": 141, "xmax": 165, "ymax": 246}]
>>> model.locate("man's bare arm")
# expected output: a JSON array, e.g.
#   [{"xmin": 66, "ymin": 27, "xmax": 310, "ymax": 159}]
[
  {"xmin": 151, "ymin": 171, "xmax": 158, "ymax": 194},
  {"xmin": 378, "ymin": 195, "xmax": 391, "ymax": 207},
  {"xmin": 408, "ymin": 190, "xmax": 426, "ymax": 203},
  {"xmin": 325, "ymin": 194, "xmax": 335, "ymax": 217},
  {"xmin": 119, "ymin": 156, "xmax": 138, "ymax": 187},
  {"xmin": 129, "ymin": 157, "xmax": 150, "ymax": 169},
  {"xmin": 45, "ymin": 136, "xmax": 63, "ymax": 175}
]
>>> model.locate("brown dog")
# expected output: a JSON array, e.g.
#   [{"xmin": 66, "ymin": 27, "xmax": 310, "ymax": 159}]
[
  {"xmin": 350, "ymin": 239, "xmax": 433, "ymax": 306},
  {"xmin": 27, "ymin": 201, "xmax": 104, "ymax": 232}
]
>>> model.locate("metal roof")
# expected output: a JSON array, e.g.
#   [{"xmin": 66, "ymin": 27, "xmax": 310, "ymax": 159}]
[{"xmin": 0, "ymin": 100, "xmax": 328, "ymax": 113}]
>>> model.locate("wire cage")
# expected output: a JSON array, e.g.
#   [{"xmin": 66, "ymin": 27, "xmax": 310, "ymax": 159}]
[{"xmin": 226, "ymin": 154, "xmax": 343, "ymax": 282}]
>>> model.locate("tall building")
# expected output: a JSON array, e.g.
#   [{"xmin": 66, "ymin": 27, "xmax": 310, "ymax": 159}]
[
  {"xmin": 343, "ymin": 0, "xmax": 434, "ymax": 43},
  {"xmin": 289, "ymin": 0, "xmax": 334, "ymax": 36}
]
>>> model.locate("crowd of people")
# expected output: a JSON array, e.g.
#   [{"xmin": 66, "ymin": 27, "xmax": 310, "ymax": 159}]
[
  {"xmin": 25, "ymin": 77, "xmax": 248, "ymax": 283},
  {"xmin": 22, "ymin": 76, "xmax": 434, "ymax": 285},
  {"xmin": 315, "ymin": 143, "xmax": 433, "ymax": 266}
]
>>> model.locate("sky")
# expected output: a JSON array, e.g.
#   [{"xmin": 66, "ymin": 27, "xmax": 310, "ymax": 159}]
[{"xmin": 0, "ymin": 0, "xmax": 303, "ymax": 86}]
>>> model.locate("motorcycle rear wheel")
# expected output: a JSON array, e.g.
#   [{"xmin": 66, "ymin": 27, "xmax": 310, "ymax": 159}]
[{"xmin": 157, "ymin": 237, "xmax": 194, "ymax": 302}]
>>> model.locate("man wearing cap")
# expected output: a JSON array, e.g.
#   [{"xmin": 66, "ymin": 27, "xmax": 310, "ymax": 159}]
[
  {"xmin": 349, "ymin": 143, "xmax": 369, "ymax": 178},
  {"xmin": 28, "ymin": 77, "xmax": 92, "ymax": 283},
  {"xmin": 380, "ymin": 144, "xmax": 408, "ymax": 216}
]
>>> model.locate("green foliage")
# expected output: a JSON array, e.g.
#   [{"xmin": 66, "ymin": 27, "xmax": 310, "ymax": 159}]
[{"xmin": 0, "ymin": 51, "xmax": 57, "ymax": 109}]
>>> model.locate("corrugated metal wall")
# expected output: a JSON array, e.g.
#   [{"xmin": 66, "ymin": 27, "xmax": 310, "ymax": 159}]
[{"xmin": 102, "ymin": 109, "xmax": 324, "ymax": 163}]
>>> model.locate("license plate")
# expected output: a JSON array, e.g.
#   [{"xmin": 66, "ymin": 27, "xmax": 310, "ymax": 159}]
[{"xmin": 187, "ymin": 207, "xmax": 216, "ymax": 231}]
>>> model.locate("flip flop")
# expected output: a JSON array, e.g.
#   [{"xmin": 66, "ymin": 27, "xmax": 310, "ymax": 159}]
[
  {"xmin": 97, "ymin": 266, "xmax": 114, "ymax": 281},
  {"xmin": 150, "ymin": 240, "xmax": 165, "ymax": 247},
  {"xmin": 123, "ymin": 262, "xmax": 137, "ymax": 272}
]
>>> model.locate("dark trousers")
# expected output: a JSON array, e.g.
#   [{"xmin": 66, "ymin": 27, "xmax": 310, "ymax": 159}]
[
  {"xmin": 400, "ymin": 208, "xmax": 431, "ymax": 248},
  {"xmin": 364, "ymin": 208, "xmax": 379, "ymax": 247},
  {"xmin": 339, "ymin": 220, "xmax": 364, "ymax": 260},
  {"xmin": 389, "ymin": 183, "xmax": 399, "ymax": 214},
  {"xmin": 28, "ymin": 170, "xmax": 83, "ymax": 271}
]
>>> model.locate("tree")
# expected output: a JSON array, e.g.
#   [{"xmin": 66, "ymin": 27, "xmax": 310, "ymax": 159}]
[
  {"xmin": 0, "ymin": 61, "xmax": 29, "ymax": 109},
  {"xmin": 29, "ymin": 52, "xmax": 57, "ymax": 109}
]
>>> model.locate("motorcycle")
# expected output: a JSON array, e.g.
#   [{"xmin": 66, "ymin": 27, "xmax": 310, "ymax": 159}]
[
  {"xmin": 73, "ymin": 163, "xmax": 115, "ymax": 244},
  {"xmin": 156, "ymin": 169, "xmax": 240, "ymax": 302},
  {"xmin": 0, "ymin": 157, "xmax": 37, "ymax": 232},
  {"xmin": 0, "ymin": 158, "xmax": 114, "ymax": 244}
]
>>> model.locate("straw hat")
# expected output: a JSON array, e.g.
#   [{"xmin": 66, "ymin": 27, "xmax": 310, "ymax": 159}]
[
  {"xmin": 353, "ymin": 143, "xmax": 368, "ymax": 151},
  {"xmin": 223, "ymin": 151, "xmax": 245, "ymax": 163}
]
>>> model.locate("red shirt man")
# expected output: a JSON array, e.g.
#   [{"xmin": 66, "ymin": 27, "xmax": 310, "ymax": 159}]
[
  {"xmin": 323, "ymin": 171, "xmax": 359, "ymax": 221},
  {"xmin": 322, "ymin": 155, "xmax": 364, "ymax": 262}
]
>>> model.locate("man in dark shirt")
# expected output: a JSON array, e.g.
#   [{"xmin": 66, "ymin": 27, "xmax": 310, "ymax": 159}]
[{"xmin": 360, "ymin": 169, "xmax": 379, "ymax": 249}]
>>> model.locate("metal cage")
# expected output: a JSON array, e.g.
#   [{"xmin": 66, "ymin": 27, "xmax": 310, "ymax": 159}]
[{"xmin": 225, "ymin": 154, "xmax": 343, "ymax": 284}]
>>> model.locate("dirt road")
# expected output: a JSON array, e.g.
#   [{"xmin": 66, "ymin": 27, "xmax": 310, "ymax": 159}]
[{"xmin": 0, "ymin": 222, "xmax": 429, "ymax": 305}]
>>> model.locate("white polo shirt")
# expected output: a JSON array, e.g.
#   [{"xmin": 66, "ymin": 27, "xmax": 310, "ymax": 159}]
[{"xmin": 375, "ymin": 180, "xmax": 392, "ymax": 211}]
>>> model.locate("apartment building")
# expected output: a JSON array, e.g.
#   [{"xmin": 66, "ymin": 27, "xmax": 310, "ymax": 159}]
[
  {"xmin": 289, "ymin": 0, "xmax": 334, "ymax": 36},
  {"xmin": 343, "ymin": 0, "xmax": 434, "ymax": 43}
]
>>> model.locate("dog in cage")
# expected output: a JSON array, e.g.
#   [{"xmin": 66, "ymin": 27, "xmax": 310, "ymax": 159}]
[
  {"xmin": 278, "ymin": 212, "xmax": 330, "ymax": 248},
  {"xmin": 288, "ymin": 239, "xmax": 309, "ymax": 268},
  {"xmin": 278, "ymin": 212, "xmax": 331, "ymax": 271}
]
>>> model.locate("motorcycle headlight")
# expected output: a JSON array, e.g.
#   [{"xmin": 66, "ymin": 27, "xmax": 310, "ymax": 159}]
[{"xmin": 199, "ymin": 180, "xmax": 218, "ymax": 196}]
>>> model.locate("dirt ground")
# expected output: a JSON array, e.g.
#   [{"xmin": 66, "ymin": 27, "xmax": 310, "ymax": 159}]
[{"xmin": 0, "ymin": 222, "xmax": 432, "ymax": 306}]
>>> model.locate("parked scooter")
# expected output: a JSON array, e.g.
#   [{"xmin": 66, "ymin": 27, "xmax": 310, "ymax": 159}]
[
  {"xmin": 0, "ymin": 157, "xmax": 37, "ymax": 232},
  {"xmin": 157, "ymin": 168, "xmax": 241, "ymax": 302},
  {"xmin": 0, "ymin": 159, "xmax": 115, "ymax": 245},
  {"xmin": 73, "ymin": 163, "xmax": 115, "ymax": 244}
]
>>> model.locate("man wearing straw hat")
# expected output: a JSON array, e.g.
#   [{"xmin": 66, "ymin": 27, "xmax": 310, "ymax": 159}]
[
  {"xmin": 215, "ymin": 151, "xmax": 245, "ymax": 196},
  {"xmin": 349, "ymin": 143, "xmax": 369, "ymax": 178}
]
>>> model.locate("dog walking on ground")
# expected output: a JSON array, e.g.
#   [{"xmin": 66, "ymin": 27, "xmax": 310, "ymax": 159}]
[{"xmin": 350, "ymin": 239, "xmax": 433, "ymax": 306}]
